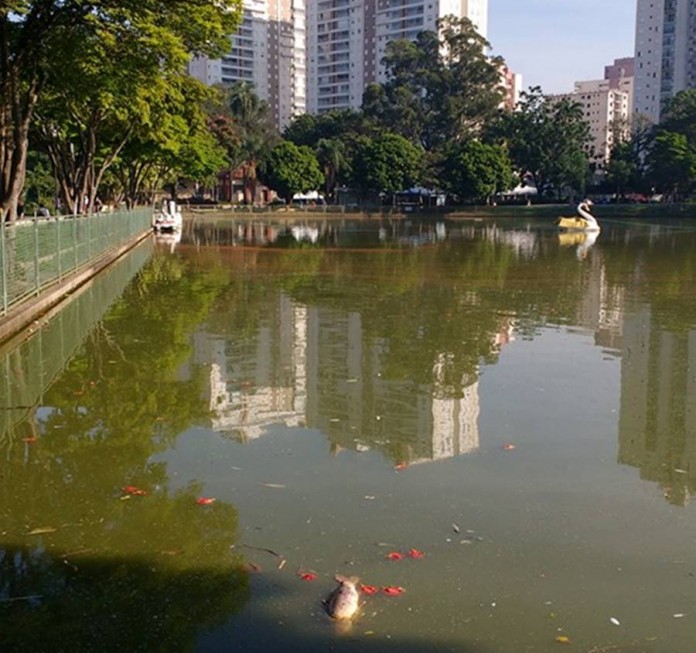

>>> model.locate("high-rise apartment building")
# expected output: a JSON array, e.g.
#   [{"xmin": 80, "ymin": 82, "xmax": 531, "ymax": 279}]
[
  {"xmin": 190, "ymin": 0, "xmax": 489, "ymax": 126},
  {"xmin": 189, "ymin": 0, "xmax": 306, "ymax": 130},
  {"xmin": 634, "ymin": 0, "xmax": 696, "ymax": 123},
  {"xmin": 550, "ymin": 59, "xmax": 633, "ymax": 171},
  {"xmin": 306, "ymin": 0, "xmax": 489, "ymax": 114}
]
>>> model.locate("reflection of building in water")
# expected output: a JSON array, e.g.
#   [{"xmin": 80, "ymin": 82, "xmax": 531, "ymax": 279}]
[
  {"xmin": 484, "ymin": 226, "xmax": 539, "ymax": 259},
  {"xmin": 618, "ymin": 307, "xmax": 696, "ymax": 506},
  {"xmin": 194, "ymin": 293, "xmax": 503, "ymax": 463},
  {"xmin": 195, "ymin": 295, "xmax": 307, "ymax": 441},
  {"xmin": 576, "ymin": 253, "xmax": 624, "ymax": 350}
]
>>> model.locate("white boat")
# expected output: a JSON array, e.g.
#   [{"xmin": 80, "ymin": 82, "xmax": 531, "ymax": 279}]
[{"xmin": 152, "ymin": 200, "xmax": 183, "ymax": 232}]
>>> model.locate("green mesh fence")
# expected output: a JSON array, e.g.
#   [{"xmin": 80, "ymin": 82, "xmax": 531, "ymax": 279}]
[
  {"xmin": 0, "ymin": 238, "xmax": 153, "ymax": 453},
  {"xmin": 0, "ymin": 208, "xmax": 152, "ymax": 315}
]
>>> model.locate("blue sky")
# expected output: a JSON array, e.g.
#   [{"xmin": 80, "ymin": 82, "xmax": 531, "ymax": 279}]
[{"xmin": 488, "ymin": 0, "xmax": 637, "ymax": 94}]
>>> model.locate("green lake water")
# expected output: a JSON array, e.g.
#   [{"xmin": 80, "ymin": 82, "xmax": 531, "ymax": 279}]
[{"xmin": 1, "ymin": 214, "xmax": 695, "ymax": 652}]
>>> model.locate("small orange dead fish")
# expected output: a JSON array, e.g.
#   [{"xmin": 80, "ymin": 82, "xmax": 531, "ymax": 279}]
[
  {"xmin": 360, "ymin": 584, "xmax": 379, "ymax": 595},
  {"xmin": 408, "ymin": 548, "xmax": 425, "ymax": 559},
  {"xmin": 386, "ymin": 551, "xmax": 404, "ymax": 560},
  {"xmin": 325, "ymin": 575, "xmax": 360, "ymax": 620},
  {"xmin": 298, "ymin": 571, "xmax": 318, "ymax": 581},
  {"xmin": 122, "ymin": 485, "xmax": 147, "ymax": 496},
  {"xmin": 383, "ymin": 586, "xmax": 405, "ymax": 596},
  {"xmin": 196, "ymin": 497, "xmax": 216, "ymax": 505}
]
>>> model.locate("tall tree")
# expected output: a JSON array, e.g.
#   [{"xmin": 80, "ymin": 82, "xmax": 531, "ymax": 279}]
[
  {"xmin": 226, "ymin": 82, "xmax": 278, "ymax": 204},
  {"xmin": 0, "ymin": 1, "xmax": 241, "ymax": 221},
  {"xmin": 646, "ymin": 131, "xmax": 696, "ymax": 200},
  {"xmin": 350, "ymin": 133, "xmax": 422, "ymax": 200},
  {"xmin": 490, "ymin": 87, "xmax": 591, "ymax": 198},
  {"xmin": 364, "ymin": 15, "xmax": 504, "ymax": 150},
  {"xmin": 441, "ymin": 140, "xmax": 513, "ymax": 204},
  {"xmin": 315, "ymin": 138, "xmax": 346, "ymax": 203},
  {"xmin": 260, "ymin": 140, "xmax": 323, "ymax": 203}
]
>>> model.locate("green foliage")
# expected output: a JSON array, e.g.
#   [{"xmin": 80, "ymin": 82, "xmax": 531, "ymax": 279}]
[
  {"xmin": 660, "ymin": 89, "xmax": 696, "ymax": 147},
  {"xmin": 646, "ymin": 131, "xmax": 696, "ymax": 198},
  {"xmin": 109, "ymin": 77, "xmax": 228, "ymax": 205},
  {"xmin": 364, "ymin": 15, "xmax": 504, "ymax": 150},
  {"xmin": 490, "ymin": 87, "xmax": 591, "ymax": 198},
  {"xmin": 315, "ymin": 138, "xmax": 346, "ymax": 202},
  {"xmin": 23, "ymin": 151, "xmax": 55, "ymax": 213},
  {"xmin": 223, "ymin": 82, "xmax": 279, "ymax": 203},
  {"xmin": 605, "ymin": 141, "xmax": 638, "ymax": 196},
  {"xmin": 350, "ymin": 133, "xmax": 423, "ymax": 196},
  {"xmin": 441, "ymin": 140, "xmax": 514, "ymax": 202},
  {"xmin": 261, "ymin": 140, "xmax": 324, "ymax": 202},
  {"xmin": 1, "ymin": 1, "xmax": 243, "ymax": 218}
]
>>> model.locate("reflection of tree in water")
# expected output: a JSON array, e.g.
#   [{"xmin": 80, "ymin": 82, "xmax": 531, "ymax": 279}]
[
  {"xmin": 0, "ymin": 251, "xmax": 250, "ymax": 650},
  {"xmin": 0, "ymin": 493, "xmax": 248, "ymax": 653},
  {"xmin": 202, "ymin": 236, "xmax": 590, "ymax": 464}
]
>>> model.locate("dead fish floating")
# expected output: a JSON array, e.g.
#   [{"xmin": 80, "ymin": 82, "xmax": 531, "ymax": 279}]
[{"xmin": 324, "ymin": 575, "xmax": 360, "ymax": 621}]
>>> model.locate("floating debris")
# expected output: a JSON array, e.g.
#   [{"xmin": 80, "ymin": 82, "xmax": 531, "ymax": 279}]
[
  {"xmin": 260, "ymin": 482, "xmax": 286, "ymax": 489},
  {"xmin": 28, "ymin": 527, "xmax": 57, "ymax": 536},
  {"xmin": 609, "ymin": 617, "xmax": 620, "ymax": 626}
]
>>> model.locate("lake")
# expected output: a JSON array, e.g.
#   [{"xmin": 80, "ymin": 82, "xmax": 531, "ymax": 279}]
[{"xmin": 1, "ymin": 213, "xmax": 695, "ymax": 652}]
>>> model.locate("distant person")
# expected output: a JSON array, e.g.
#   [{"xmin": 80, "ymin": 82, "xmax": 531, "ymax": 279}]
[{"xmin": 38, "ymin": 204, "xmax": 50, "ymax": 218}]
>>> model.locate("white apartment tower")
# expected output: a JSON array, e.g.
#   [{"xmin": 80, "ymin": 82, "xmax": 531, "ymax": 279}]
[
  {"xmin": 306, "ymin": 0, "xmax": 489, "ymax": 114},
  {"xmin": 188, "ymin": 0, "xmax": 307, "ymax": 130},
  {"xmin": 634, "ymin": 0, "xmax": 696, "ymax": 123}
]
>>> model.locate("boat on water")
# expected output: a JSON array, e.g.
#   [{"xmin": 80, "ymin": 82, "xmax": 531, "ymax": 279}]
[
  {"xmin": 557, "ymin": 199, "xmax": 600, "ymax": 232},
  {"xmin": 152, "ymin": 199, "xmax": 183, "ymax": 233}
]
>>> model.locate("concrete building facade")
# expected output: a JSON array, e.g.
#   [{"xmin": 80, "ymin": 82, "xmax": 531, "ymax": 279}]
[
  {"xmin": 550, "ymin": 59, "xmax": 634, "ymax": 171},
  {"xmin": 190, "ymin": 0, "xmax": 492, "ymax": 124},
  {"xmin": 188, "ymin": 0, "xmax": 307, "ymax": 130},
  {"xmin": 634, "ymin": 0, "xmax": 696, "ymax": 123}
]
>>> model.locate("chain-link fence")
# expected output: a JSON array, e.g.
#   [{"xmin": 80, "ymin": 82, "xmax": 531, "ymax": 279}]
[
  {"xmin": 0, "ymin": 208, "xmax": 152, "ymax": 316},
  {"xmin": 0, "ymin": 237, "xmax": 153, "ymax": 452}
]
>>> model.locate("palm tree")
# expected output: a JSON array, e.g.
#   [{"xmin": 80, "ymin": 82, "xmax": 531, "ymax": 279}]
[
  {"xmin": 227, "ymin": 82, "xmax": 278, "ymax": 204},
  {"xmin": 316, "ymin": 138, "xmax": 346, "ymax": 203}
]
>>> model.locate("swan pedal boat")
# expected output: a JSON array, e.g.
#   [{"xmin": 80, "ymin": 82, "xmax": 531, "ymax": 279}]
[{"xmin": 557, "ymin": 200, "xmax": 600, "ymax": 232}]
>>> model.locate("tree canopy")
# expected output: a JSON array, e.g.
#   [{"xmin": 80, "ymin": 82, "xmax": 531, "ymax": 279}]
[{"xmin": 1, "ymin": 0, "xmax": 242, "ymax": 220}]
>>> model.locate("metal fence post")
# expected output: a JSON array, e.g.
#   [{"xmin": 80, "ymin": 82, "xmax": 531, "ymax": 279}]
[
  {"xmin": 0, "ymin": 221, "xmax": 7, "ymax": 316},
  {"xmin": 73, "ymin": 216, "xmax": 78, "ymax": 271},
  {"xmin": 57, "ymin": 218, "xmax": 62, "ymax": 279},
  {"xmin": 34, "ymin": 218, "xmax": 40, "ymax": 295}
]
